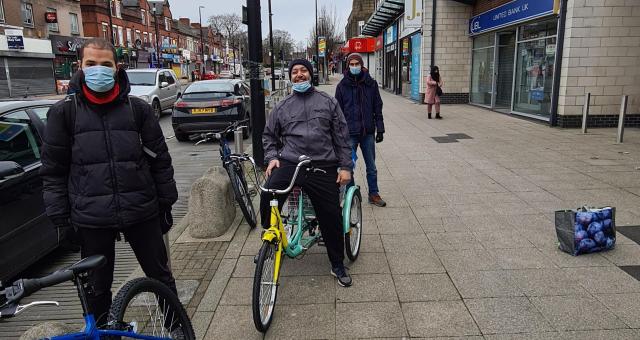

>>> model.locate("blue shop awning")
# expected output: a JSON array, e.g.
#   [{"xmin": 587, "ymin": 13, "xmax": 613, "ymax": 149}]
[{"xmin": 361, "ymin": 0, "xmax": 404, "ymax": 36}]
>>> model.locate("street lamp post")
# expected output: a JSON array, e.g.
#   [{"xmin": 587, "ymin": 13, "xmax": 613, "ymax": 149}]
[
  {"xmin": 199, "ymin": 5, "xmax": 205, "ymax": 73},
  {"xmin": 268, "ymin": 0, "xmax": 276, "ymax": 91},
  {"xmin": 315, "ymin": 0, "xmax": 319, "ymax": 85}
]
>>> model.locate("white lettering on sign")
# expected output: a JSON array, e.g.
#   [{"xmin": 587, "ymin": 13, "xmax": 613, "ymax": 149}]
[{"xmin": 493, "ymin": 2, "xmax": 530, "ymax": 22}]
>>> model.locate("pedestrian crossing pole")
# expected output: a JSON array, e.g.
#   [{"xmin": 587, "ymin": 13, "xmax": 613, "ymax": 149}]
[{"xmin": 245, "ymin": 0, "xmax": 265, "ymax": 167}]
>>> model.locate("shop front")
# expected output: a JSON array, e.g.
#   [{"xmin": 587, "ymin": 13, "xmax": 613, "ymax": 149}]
[
  {"xmin": 50, "ymin": 35, "xmax": 85, "ymax": 94},
  {"xmin": 383, "ymin": 23, "xmax": 398, "ymax": 93},
  {"xmin": 469, "ymin": 0, "xmax": 559, "ymax": 121}
]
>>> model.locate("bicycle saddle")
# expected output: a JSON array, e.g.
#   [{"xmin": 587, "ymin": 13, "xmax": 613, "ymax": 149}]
[{"xmin": 67, "ymin": 255, "xmax": 107, "ymax": 275}]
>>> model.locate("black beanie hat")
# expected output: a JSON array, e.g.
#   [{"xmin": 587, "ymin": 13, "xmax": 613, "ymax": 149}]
[{"xmin": 288, "ymin": 58, "xmax": 313, "ymax": 79}]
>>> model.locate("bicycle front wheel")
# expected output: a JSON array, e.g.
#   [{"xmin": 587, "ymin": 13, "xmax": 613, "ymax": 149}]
[
  {"xmin": 108, "ymin": 277, "xmax": 195, "ymax": 340},
  {"xmin": 345, "ymin": 190, "xmax": 363, "ymax": 261},
  {"xmin": 252, "ymin": 241, "xmax": 279, "ymax": 333},
  {"xmin": 228, "ymin": 162, "xmax": 258, "ymax": 228}
]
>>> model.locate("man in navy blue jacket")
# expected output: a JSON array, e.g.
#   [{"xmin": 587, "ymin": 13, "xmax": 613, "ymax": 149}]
[{"xmin": 335, "ymin": 53, "xmax": 386, "ymax": 207}]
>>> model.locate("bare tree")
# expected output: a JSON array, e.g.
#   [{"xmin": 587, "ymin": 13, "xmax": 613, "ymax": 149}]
[
  {"xmin": 262, "ymin": 29, "xmax": 296, "ymax": 64},
  {"xmin": 209, "ymin": 13, "xmax": 241, "ymax": 43},
  {"xmin": 308, "ymin": 5, "xmax": 344, "ymax": 61}
]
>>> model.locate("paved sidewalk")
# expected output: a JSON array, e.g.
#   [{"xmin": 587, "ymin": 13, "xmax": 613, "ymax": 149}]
[{"xmin": 187, "ymin": 75, "xmax": 640, "ymax": 339}]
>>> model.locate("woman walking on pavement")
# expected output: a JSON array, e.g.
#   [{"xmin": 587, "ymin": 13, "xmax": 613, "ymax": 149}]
[{"xmin": 424, "ymin": 66, "xmax": 443, "ymax": 119}]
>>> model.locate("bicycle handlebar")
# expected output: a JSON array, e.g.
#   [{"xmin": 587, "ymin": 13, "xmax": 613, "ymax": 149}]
[
  {"xmin": 246, "ymin": 157, "xmax": 319, "ymax": 195},
  {"xmin": 190, "ymin": 119, "xmax": 250, "ymax": 144}
]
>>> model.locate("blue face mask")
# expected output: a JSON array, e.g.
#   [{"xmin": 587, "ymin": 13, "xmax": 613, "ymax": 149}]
[
  {"xmin": 83, "ymin": 66, "xmax": 116, "ymax": 92},
  {"xmin": 292, "ymin": 80, "xmax": 311, "ymax": 93},
  {"xmin": 349, "ymin": 66, "xmax": 361, "ymax": 75}
]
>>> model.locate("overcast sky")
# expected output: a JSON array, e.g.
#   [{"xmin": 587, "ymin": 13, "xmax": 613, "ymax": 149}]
[{"xmin": 168, "ymin": 0, "xmax": 352, "ymax": 45}]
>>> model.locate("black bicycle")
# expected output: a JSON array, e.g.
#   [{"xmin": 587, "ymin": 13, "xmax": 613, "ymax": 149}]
[{"xmin": 191, "ymin": 119, "xmax": 258, "ymax": 228}]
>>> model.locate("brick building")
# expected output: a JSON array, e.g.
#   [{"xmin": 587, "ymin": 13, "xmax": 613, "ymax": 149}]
[
  {"xmin": 345, "ymin": 0, "xmax": 376, "ymax": 39},
  {"xmin": 357, "ymin": 0, "xmax": 640, "ymax": 127},
  {"xmin": 0, "ymin": 0, "xmax": 85, "ymax": 96}
]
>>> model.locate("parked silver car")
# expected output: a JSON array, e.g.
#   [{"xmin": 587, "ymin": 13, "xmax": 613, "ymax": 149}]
[{"xmin": 127, "ymin": 69, "xmax": 181, "ymax": 118}]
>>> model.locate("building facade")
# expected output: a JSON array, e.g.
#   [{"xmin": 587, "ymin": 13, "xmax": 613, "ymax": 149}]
[
  {"xmin": 357, "ymin": 0, "xmax": 640, "ymax": 127},
  {"xmin": 0, "ymin": 0, "xmax": 85, "ymax": 97},
  {"xmin": 345, "ymin": 0, "xmax": 376, "ymax": 39}
]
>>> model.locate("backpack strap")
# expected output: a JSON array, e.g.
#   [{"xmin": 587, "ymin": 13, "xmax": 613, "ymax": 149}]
[
  {"xmin": 63, "ymin": 94, "xmax": 78, "ymax": 141},
  {"xmin": 128, "ymin": 95, "xmax": 157, "ymax": 159}
]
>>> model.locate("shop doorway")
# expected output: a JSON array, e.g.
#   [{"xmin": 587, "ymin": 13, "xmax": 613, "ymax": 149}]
[{"xmin": 494, "ymin": 30, "xmax": 516, "ymax": 112}]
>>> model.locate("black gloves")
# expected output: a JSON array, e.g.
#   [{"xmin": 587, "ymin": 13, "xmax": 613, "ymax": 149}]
[
  {"xmin": 375, "ymin": 132, "xmax": 384, "ymax": 143},
  {"xmin": 160, "ymin": 209, "xmax": 174, "ymax": 235}
]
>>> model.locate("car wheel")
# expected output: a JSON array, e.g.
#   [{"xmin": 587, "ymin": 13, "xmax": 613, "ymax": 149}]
[
  {"xmin": 152, "ymin": 99, "xmax": 162, "ymax": 119},
  {"xmin": 175, "ymin": 132, "xmax": 189, "ymax": 142}
]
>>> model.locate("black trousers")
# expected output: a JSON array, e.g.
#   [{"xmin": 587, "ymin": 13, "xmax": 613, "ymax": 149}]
[
  {"xmin": 260, "ymin": 162, "xmax": 345, "ymax": 266},
  {"xmin": 78, "ymin": 217, "xmax": 177, "ymax": 326}
]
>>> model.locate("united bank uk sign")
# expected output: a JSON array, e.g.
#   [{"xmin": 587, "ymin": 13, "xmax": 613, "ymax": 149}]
[{"xmin": 469, "ymin": 0, "xmax": 557, "ymax": 36}]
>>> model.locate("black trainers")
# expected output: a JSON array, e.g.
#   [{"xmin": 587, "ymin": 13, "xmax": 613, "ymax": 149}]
[{"xmin": 331, "ymin": 265, "xmax": 352, "ymax": 287}]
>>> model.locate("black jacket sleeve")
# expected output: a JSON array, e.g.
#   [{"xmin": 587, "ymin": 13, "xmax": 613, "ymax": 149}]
[
  {"xmin": 329, "ymin": 97, "xmax": 353, "ymax": 170},
  {"xmin": 39, "ymin": 101, "xmax": 71, "ymax": 220},
  {"xmin": 133, "ymin": 98, "xmax": 178, "ymax": 209},
  {"xmin": 373, "ymin": 81, "xmax": 385, "ymax": 133}
]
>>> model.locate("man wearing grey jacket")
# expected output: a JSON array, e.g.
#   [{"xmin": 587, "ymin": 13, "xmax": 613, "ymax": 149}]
[{"xmin": 262, "ymin": 59, "xmax": 353, "ymax": 287}]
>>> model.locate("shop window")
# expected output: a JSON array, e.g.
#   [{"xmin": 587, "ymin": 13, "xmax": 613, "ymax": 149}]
[
  {"xmin": 118, "ymin": 26, "xmax": 124, "ymax": 46},
  {"xmin": 513, "ymin": 36, "xmax": 557, "ymax": 117},
  {"xmin": 47, "ymin": 8, "xmax": 58, "ymax": 32},
  {"xmin": 126, "ymin": 28, "xmax": 132, "ymax": 47},
  {"xmin": 21, "ymin": 2, "xmax": 34, "ymax": 27},
  {"xmin": 115, "ymin": 0, "xmax": 121, "ymax": 19},
  {"xmin": 102, "ymin": 23, "xmax": 109, "ymax": 39},
  {"xmin": 141, "ymin": 9, "xmax": 146, "ymax": 25},
  {"xmin": 519, "ymin": 19, "xmax": 557, "ymax": 41},
  {"xmin": 70, "ymin": 13, "xmax": 79, "ymax": 34},
  {"xmin": 470, "ymin": 33, "xmax": 495, "ymax": 106}
]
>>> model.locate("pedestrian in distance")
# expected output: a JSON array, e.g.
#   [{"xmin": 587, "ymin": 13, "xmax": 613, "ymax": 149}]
[
  {"xmin": 40, "ymin": 38, "xmax": 179, "ymax": 326},
  {"xmin": 262, "ymin": 58, "xmax": 354, "ymax": 287},
  {"xmin": 335, "ymin": 53, "xmax": 387, "ymax": 207},
  {"xmin": 424, "ymin": 65, "xmax": 444, "ymax": 119}
]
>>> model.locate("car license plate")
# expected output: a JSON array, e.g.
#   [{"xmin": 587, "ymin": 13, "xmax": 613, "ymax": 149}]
[{"xmin": 191, "ymin": 108, "xmax": 215, "ymax": 114}]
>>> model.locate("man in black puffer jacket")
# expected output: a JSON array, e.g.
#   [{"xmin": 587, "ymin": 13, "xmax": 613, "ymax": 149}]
[{"xmin": 40, "ymin": 38, "xmax": 178, "ymax": 326}]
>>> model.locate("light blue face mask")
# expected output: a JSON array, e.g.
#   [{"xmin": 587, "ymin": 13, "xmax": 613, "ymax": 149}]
[
  {"xmin": 349, "ymin": 66, "xmax": 362, "ymax": 75},
  {"xmin": 83, "ymin": 66, "xmax": 116, "ymax": 92},
  {"xmin": 292, "ymin": 80, "xmax": 311, "ymax": 93}
]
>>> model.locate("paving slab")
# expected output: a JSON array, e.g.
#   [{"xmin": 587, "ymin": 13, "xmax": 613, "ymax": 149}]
[
  {"xmin": 265, "ymin": 303, "xmax": 336, "ymax": 340},
  {"xmin": 204, "ymin": 305, "xmax": 262, "ymax": 340},
  {"xmin": 508, "ymin": 268, "xmax": 590, "ymax": 297},
  {"xmin": 277, "ymin": 275, "xmax": 336, "ymax": 305},
  {"xmin": 386, "ymin": 251, "xmax": 445, "ymax": 274},
  {"xmin": 335, "ymin": 302, "xmax": 407, "ymax": 338},
  {"xmin": 427, "ymin": 231, "xmax": 484, "ymax": 251},
  {"xmin": 402, "ymin": 301, "xmax": 481, "ymax": 338},
  {"xmin": 465, "ymin": 297, "xmax": 553, "ymax": 334},
  {"xmin": 436, "ymin": 249, "xmax": 501, "ymax": 272},
  {"xmin": 335, "ymin": 274, "xmax": 397, "ymax": 303},
  {"xmin": 594, "ymin": 293, "xmax": 640, "ymax": 328},
  {"xmin": 530, "ymin": 295, "xmax": 627, "ymax": 331},
  {"xmin": 393, "ymin": 273, "xmax": 460, "ymax": 302},
  {"xmin": 489, "ymin": 248, "xmax": 557, "ymax": 270},
  {"xmin": 563, "ymin": 266, "xmax": 640, "ymax": 294},
  {"xmin": 448, "ymin": 270, "xmax": 523, "ymax": 298}
]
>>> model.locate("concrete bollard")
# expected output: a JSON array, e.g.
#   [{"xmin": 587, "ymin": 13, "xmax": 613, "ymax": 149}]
[
  {"xmin": 184, "ymin": 166, "xmax": 236, "ymax": 239},
  {"xmin": 20, "ymin": 322, "xmax": 75, "ymax": 340},
  {"xmin": 617, "ymin": 95, "xmax": 628, "ymax": 144}
]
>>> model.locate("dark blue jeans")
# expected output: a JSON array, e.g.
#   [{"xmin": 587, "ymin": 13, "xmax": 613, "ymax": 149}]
[{"xmin": 348, "ymin": 134, "xmax": 378, "ymax": 196}]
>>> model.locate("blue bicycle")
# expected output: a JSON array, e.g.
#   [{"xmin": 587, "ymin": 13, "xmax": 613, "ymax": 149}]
[{"xmin": 0, "ymin": 255, "xmax": 195, "ymax": 339}]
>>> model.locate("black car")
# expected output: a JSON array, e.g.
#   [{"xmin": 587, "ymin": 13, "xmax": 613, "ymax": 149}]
[
  {"xmin": 0, "ymin": 100, "xmax": 70, "ymax": 283},
  {"xmin": 171, "ymin": 79, "xmax": 252, "ymax": 142}
]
